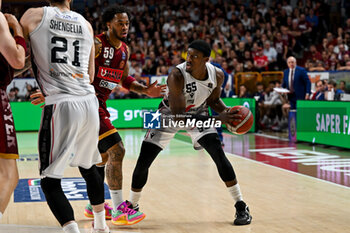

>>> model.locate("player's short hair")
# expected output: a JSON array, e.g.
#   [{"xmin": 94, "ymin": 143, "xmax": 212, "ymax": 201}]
[
  {"xmin": 188, "ymin": 40, "xmax": 211, "ymax": 57},
  {"xmin": 102, "ymin": 5, "xmax": 131, "ymax": 24}
]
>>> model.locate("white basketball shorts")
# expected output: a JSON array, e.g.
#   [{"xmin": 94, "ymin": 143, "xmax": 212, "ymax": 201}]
[
  {"xmin": 143, "ymin": 105, "xmax": 217, "ymax": 150},
  {"xmin": 38, "ymin": 94, "xmax": 101, "ymax": 178}
]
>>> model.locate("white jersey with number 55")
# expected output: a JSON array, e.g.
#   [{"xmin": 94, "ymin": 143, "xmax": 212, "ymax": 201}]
[{"xmin": 30, "ymin": 6, "xmax": 94, "ymax": 100}]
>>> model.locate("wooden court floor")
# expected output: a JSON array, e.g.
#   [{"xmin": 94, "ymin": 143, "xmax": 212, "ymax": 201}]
[{"xmin": 0, "ymin": 129, "xmax": 349, "ymax": 233}]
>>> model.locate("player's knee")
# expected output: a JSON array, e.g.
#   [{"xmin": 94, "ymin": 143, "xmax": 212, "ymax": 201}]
[
  {"xmin": 79, "ymin": 166, "xmax": 104, "ymax": 205},
  {"xmin": 96, "ymin": 152, "xmax": 108, "ymax": 167},
  {"xmin": 107, "ymin": 143, "xmax": 125, "ymax": 163},
  {"xmin": 0, "ymin": 161, "xmax": 19, "ymax": 187},
  {"xmin": 41, "ymin": 177, "xmax": 61, "ymax": 196}
]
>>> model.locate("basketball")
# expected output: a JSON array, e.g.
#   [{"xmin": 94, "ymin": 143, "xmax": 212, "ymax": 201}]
[{"xmin": 226, "ymin": 106, "xmax": 254, "ymax": 135}]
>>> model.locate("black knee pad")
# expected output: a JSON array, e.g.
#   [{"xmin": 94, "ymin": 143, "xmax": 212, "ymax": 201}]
[
  {"xmin": 79, "ymin": 166, "xmax": 104, "ymax": 205},
  {"xmin": 96, "ymin": 165, "xmax": 105, "ymax": 180},
  {"xmin": 40, "ymin": 177, "xmax": 74, "ymax": 226}
]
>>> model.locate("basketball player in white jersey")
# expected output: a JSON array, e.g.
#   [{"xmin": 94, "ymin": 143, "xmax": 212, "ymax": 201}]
[
  {"xmin": 20, "ymin": 0, "xmax": 108, "ymax": 232},
  {"xmin": 129, "ymin": 40, "xmax": 252, "ymax": 225}
]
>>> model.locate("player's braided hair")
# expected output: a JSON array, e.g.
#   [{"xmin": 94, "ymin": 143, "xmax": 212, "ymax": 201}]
[{"xmin": 102, "ymin": 5, "xmax": 131, "ymax": 24}]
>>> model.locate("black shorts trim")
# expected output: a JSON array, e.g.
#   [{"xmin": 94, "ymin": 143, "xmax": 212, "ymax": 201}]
[
  {"xmin": 98, "ymin": 131, "xmax": 122, "ymax": 153},
  {"xmin": 38, "ymin": 105, "xmax": 54, "ymax": 175}
]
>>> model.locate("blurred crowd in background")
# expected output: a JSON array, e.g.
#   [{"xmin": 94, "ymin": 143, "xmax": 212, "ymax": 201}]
[{"xmin": 4, "ymin": 0, "xmax": 350, "ymax": 112}]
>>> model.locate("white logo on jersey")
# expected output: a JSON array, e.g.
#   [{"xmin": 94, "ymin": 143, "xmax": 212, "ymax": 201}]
[{"xmin": 101, "ymin": 68, "xmax": 107, "ymax": 77}]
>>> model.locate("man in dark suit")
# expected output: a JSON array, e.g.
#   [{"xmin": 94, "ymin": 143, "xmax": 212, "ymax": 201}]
[{"xmin": 282, "ymin": 56, "xmax": 311, "ymax": 109}]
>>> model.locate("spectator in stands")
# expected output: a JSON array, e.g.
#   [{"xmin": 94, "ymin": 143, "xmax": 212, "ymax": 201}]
[
  {"xmin": 8, "ymin": 88, "xmax": 18, "ymax": 102},
  {"xmin": 328, "ymin": 53, "xmax": 339, "ymax": 71},
  {"xmin": 310, "ymin": 80, "xmax": 325, "ymax": 100},
  {"xmin": 282, "ymin": 56, "xmax": 311, "ymax": 109},
  {"xmin": 253, "ymin": 82, "xmax": 265, "ymax": 103},
  {"xmin": 238, "ymin": 84, "xmax": 251, "ymax": 98},
  {"xmin": 309, "ymin": 60, "xmax": 326, "ymax": 71},
  {"xmin": 337, "ymin": 61, "xmax": 350, "ymax": 71},
  {"xmin": 263, "ymin": 41, "xmax": 278, "ymax": 70},
  {"xmin": 6, "ymin": 0, "xmax": 350, "ymax": 102},
  {"xmin": 254, "ymin": 47, "xmax": 268, "ymax": 72},
  {"xmin": 336, "ymin": 44, "xmax": 350, "ymax": 63},
  {"xmin": 326, "ymin": 80, "xmax": 344, "ymax": 100},
  {"xmin": 334, "ymin": 37, "xmax": 349, "ymax": 54},
  {"xmin": 305, "ymin": 45, "xmax": 322, "ymax": 63},
  {"xmin": 274, "ymin": 32, "xmax": 288, "ymax": 69},
  {"xmin": 339, "ymin": 80, "xmax": 347, "ymax": 93},
  {"xmin": 306, "ymin": 8, "xmax": 318, "ymax": 30}
]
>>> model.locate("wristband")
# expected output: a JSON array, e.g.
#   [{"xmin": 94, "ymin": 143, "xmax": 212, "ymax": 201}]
[
  {"xmin": 14, "ymin": 36, "xmax": 27, "ymax": 51},
  {"xmin": 122, "ymin": 75, "xmax": 136, "ymax": 90}
]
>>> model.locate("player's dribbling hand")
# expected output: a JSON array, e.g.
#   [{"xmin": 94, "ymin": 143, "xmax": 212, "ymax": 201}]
[
  {"xmin": 30, "ymin": 90, "xmax": 45, "ymax": 108},
  {"xmin": 144, "ymin": 80, "xmax": 167, "ymax": 97},
  {"xmin": 4, "ymin": 13, "xmax": 20, "ymax": 30},
  {"xmin": 217, "ymin": 108, "xmax": 242, "ymax": 124}
]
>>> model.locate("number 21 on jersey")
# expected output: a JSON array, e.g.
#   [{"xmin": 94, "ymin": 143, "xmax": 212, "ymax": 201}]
[{"xmin": 51, "ymin": 36, "xmax": 81, "ymax": 67}]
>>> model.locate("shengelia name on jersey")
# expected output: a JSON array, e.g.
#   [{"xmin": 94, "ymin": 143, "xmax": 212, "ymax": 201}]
[{"xmin": 49, "ymin": 19, "xmax": 83, "ymax": 34}]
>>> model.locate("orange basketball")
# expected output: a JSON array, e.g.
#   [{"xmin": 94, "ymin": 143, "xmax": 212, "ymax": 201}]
[{"xmin": 226, "ymin": 106, "xmax": 254, "ymax": 135}]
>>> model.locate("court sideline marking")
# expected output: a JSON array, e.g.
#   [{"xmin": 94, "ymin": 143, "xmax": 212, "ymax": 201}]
[{"xmin": 173, "ymin": 135, "xmax": 350, "ymax": 190}]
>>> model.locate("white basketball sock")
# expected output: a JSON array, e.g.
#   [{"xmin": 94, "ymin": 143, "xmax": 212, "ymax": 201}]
[
  {"xmin": 228, "ymin": 184, "xmax": 243, "ymax": 202},
  {"xmin": 0, "ymin": 211, "xmax": 3, "ymax": 220},
  {"xmin": 129, "ymin": 190, "xmax": 141, "ymax": 206},
  {"xmin": 109, "ymin": 189, "xmax": 123, "ymax": 211},
  {"xmin": 93, "ymin": 210, "xmax": 106, "ymax": 230},
  {"xmin": 62, "ymin": 222, "xmax": 80, "ymax": 233}
]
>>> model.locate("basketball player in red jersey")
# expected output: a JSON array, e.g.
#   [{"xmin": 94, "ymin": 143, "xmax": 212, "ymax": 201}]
[
  {"xmin": 0, "ymin": 0, "xmax": 26, "ymax": 220},
  {"xmin": 87, "ymin": 6, "xmax": 165, "ymax": 225}
]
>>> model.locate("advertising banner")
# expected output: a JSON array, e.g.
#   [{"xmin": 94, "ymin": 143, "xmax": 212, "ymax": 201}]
[
  {"xmin": 297, "ymin": 100, "xmax": 350, "ymax": 148},
  {"xmin": 11, "ymin": 98, "xmax": 255, "ymax": 132}
]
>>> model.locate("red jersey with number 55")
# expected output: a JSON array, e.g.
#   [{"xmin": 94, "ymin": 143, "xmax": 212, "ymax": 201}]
[{"xmin": 93, "ymin": 32, "xmax": 128, "ymax": 105}]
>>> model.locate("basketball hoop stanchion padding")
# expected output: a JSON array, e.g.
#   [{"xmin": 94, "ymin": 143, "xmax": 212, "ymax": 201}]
[{"xmin": 288, "ymin": 110, "xmax": 297, "ymax": 142}]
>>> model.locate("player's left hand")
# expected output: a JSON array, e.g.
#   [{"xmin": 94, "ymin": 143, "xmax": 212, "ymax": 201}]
[
  {"xmin": 4, "ymin": 14, "xmax": 20, "ymax": 31},
  {"xmin": 30, "ymin": 90, "xmax": 45, "ymax": 108},
  {"xmin": 144, "ymin": 80, "xmax": 167, "ymax": 97}
]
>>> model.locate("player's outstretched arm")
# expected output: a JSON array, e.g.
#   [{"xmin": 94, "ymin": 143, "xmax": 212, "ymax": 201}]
[
  {"xmin": 121, "ymin": 60, "xmax": 166, "ymax": 97},
  {"xmin": 0, "ymin": 13, "xmax": 25, "ymax": 69}
]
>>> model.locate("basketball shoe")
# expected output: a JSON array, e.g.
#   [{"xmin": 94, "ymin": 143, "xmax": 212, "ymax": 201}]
[
  {"xmin": 233, "ymin": 201, "xmax": 252, "ymax": 225},
  {"xmin": 111, "ymin": 201, "xmax": 145, "ymax": 225},
  {"xmin": 84, "ymin": 202, "xmax": 113, "ymax": 220}
]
